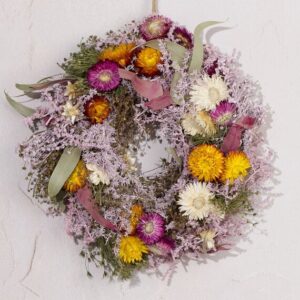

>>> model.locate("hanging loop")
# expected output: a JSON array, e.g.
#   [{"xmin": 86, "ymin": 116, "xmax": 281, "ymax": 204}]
[{"xmin": 152, "ymin": 0, "xmax": 158, "ymax": 14}]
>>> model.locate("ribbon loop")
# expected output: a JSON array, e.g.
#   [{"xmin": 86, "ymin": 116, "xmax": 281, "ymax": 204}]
[
  {"xmin": 77, "ymin": 186, "xmax": 118, "ymax": 232},
  {"xmin": 221, "ymin": 116, "xmax": 256, "ymax": 153}
]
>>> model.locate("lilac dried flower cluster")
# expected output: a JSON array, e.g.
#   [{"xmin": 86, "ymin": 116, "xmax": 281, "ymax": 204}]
[{"xmin": 10, "ymin": 15, "xmax": 274, "ymax": 280}]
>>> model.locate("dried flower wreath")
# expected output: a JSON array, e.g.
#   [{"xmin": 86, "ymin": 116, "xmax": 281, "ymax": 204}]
[{"xmin": 5, "ymin": 10, "xmax": 273, "ymax": 279}]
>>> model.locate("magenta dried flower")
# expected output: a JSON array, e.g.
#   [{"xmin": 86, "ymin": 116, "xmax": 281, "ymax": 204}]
[
  {"xmin": 205, "ymin": 60, "xmax": 218, "ymax": 76},
  {"xmin": 87, "ymin": 61, "xmax": 120, "ymax": 92},
  {"xmin": 140, "ymin": 15, "xmax": 172, "ymax": 41},
  {"xmin": 173, "ymin": 26, "xmax": 193, "ymax": 49},
  {"xmin": 150, "ymin": 236, "xmax": 176, "ymax": 256},
  {"xmin": 136, "ymin": 213, "xmax": 165, "ymax": 245},
  {"xmin": 210, "ymin": 101, "xmax": 236, "ymax": 125}
]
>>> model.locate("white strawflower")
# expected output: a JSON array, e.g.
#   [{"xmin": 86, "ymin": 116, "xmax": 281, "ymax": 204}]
[
  {"xmin": 200, "ymin": 230, "xmax": 216, "ymax": 251},
  {"xmin": 182, "ymin": 110, "xmax": 216, "ymax": 136},
  {"xmin": 64, "ymin": 81, "xmax": 76, "ymax": 100},
  {"xmin": 62, "ymin": 101, "xmax": 80, "ymax": 124},
  {"xmin": 86, "ymin": 163, "xmax": 110, "ymax": 185},
  {"xmin": 178, "ymin": 182, "xmax": 214, "ymax": 221},
  {"xmin": 190, "ymin": 75, "xmax": 229, "ymax": 110}
]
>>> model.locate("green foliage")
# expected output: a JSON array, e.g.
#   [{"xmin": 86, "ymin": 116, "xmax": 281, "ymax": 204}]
[
  {"xmin": 110, "ymin": 86, "xmax": 139, "ymax": 149},
  {"xmin": 211, "ymin": 190, "xmax": 253, "ymax": 215},
  {"xmin": 86, "ymin": 236, "xmax": 147, "ymax": 280},
  {"xmin": 145, "ymin": 159, "xmax": 183, "ymax": 198},
  {"xmin": 166, "ymin": 200, "xmax": 189, "ymax": 232},
  {"xmin": 60, "ymin": 38, "xmax": 99, "ymax": 78},
  {"xmin": 72, "ymin": 78, "xmax": 90, "ymax": 95},
  {"xmin": 190, "ymin": 126, "xmax": 228, "ymax": 147}
]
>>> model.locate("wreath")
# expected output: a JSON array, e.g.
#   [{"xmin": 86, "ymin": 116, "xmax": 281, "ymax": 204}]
[{"xmin": 6, "ymin": 14, "xmax": 273, "ymax": 280}]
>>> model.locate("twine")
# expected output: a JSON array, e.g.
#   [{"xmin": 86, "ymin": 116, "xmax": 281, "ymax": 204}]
[{"xmin": 152, "ymin": 0, "xmax": 158, "ymax": 14}]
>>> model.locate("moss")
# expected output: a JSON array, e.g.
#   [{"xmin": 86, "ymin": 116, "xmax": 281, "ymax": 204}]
[{"xmin": 110, "ymin": 86, "xmax": 139, "ymax": 149}]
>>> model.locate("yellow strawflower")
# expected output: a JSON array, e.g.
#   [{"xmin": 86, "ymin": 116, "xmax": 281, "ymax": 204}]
[
  {"xmin": 119, "ymin": 236, "xmax": 148, "ymax": 264},
  {"xmin": 222, "ymin": 151, "xmax": 251, "ymax": 184},
  {"xmin": 64, "ymin": 160, "xmax": 88, "ymax": 193},
  {"xmin": 188, "ymin": 144, "xmax": 225, "ymax": 182},
  {"xmin": 135, "ymin": 47, "xmax": 162, "ymax": 76}
]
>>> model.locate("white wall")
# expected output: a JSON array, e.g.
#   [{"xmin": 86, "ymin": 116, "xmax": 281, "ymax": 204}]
[{"xmin": 0, "ymin": 0, "xmax": 299, "ymax": 299}]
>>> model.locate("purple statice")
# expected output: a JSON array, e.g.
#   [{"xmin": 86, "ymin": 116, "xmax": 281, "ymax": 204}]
[
  {"xmin": 87, "ymin": 61, "xmax": 120, "ymax": 92},
  {"xmin": 65, "ymin": 196, "xmax": 110, "ymax": 245},
  {"xmin": 172, "ymin": 26, "xmax": 193, "ymax": 49},
  {"xmin": 136, "ymin": 213, "xmax": 165, "ymax": 245},
  {"xmin": 140, "ymin": 15, "xmax": 172, "ymax": 41},
  {"xmin": 210, "ymin": 101, "xmax": 236, "ymax": 125}
]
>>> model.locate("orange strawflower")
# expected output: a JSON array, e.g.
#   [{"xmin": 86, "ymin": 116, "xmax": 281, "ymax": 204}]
[
  {"xmin": 135, "ymin": 47, "xmax": 162, "ymax": 76},
  {"xmin": 64, "ymin": 160, "xmax": 88, "ymax": 193},
  {"xmin": 130, "ymin": 204, "xmax": 143, "ymax": 234},
  {"xmin": 188, "ymin": 144, "xmax": 225, "ymax": 182},
  {"xmin": 84, "ymin": 96, "xmax": 110, "ymax": 124},
  {"xmin": 99, "ymin": 43, "xmax": 135, "ymax": 67}
]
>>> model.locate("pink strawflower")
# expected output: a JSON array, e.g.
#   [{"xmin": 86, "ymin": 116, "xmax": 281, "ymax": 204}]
[
  {"xmin": 140, "ymin": 15, "xmax": 172, "ymax": 41},
  {"xmin": 210, "ymin": 101, "xmax": 236, "ymax": 125},
  {"xmin": 173, "ymin": 26, "xmax": 193, "ymax": 49},
  {"xmin": 149, "ymin": 236, "xmax": 176, "ymax": 256},
  {"xmin": 87, "ymin": 61, "xmax": 120, "ymax": 92},
  {"xmin": 136, "ymin": 213, "xmax": 165, "ymax": 245}
]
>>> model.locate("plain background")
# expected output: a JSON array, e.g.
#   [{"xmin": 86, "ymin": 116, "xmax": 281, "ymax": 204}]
[{"xmin": 0, "ymin": 0, "xmax": 299, "ymax": 299}]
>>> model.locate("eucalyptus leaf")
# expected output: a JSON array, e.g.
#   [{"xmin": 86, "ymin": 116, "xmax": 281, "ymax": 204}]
[
  {"xmin": 145, "ymin": 40, "xmax": 186, "ymax": 63},
  {"xmin": 146, "ymin": 40, "xmax": 187, "ymax": 104},
  {"xmin": 48, "ymin": 147, "xmax": 81, "ymax": 198},
  {"xmin": 16, "ymin": 79, "xmax": 68, "ymax": 92},
  {"xmin": 189, "ymin": 21, "xmax": 222, "ymax": 73},
  {"xmin": 4, "ymin": 91, "xmax": 35, "ymax": 117},
  {"xmin": 16, "ymin": 91, "xmax": 42, "ymax": 99},
  {"xmin": 170, "ymin": 72, "xmax": 184, "ymax": 104}
]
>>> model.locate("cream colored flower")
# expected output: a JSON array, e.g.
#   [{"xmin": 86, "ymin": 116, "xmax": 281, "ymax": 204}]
[
  {"xmin": 86, "ymin": 163, "xmax": 110, "ymax": 185},
  {"xmin": 200, "ymin": 230, "xmax": 216, "ymax": 251},
  {"xmin": 62, "ymin": 101, "xmax": 80, "ymax": 124},
  {"xmin": 182, "ymin": 110, "xmax": 216, "ymax": 136},
  {"xmin": 189, "ymin": 75, "xmax": 229, "ymax": 110},
  {"xmin": 178, "ymin": 182, "xmax": 214, "ymax": 221},
  {"xmin": 64, "ymin": 81, "xmax": 76, "ymax": 100},
  {"xmin": 124, "ymin": 151, "xmax": 138, "ymax": 172}
]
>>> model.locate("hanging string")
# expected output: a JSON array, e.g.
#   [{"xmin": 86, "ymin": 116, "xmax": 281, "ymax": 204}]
[{"xmin": 152, "ymin": 0, "xmax": 158, "ymax": 14}]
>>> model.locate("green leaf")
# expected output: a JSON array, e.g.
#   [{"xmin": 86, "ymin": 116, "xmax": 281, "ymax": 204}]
[
  {"xmin": 15, "ymin": 79, "xmax": 69, "ymax": 92},
  {"xmin": 146, "ymin": 40, "xmax": 187, "ymax": 104},
  {"xmin": 170, "ymin": 72, "xmax": 184, "ymax": 104},
  {"xmin": 146, "ymin": 40, "xmax": 187, "ymax": 64},
  {"xmin": 189, "ymin": 21, "xmax": 222, "ymax": 73},
  {"xmin": 48, "ymin": 147, "xmax": 81, "ymax": 198},
  {"xmin": 16, "ymin": 92, "xmax": 42, "ymax": 99},
  {"xmin": 145, "ymin": 40, "xmax": 186, "ymax": 64},
  {"xmin": 4, "ymin": 91, "xmax": 35, "ymax": 117}
]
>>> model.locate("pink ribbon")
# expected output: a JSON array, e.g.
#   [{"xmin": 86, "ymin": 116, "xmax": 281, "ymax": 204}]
[
  {"xmin": 221, "ymin": 116, "xmax": 256, "ymax": 154},
  {"xmin": 119, "ymin": 69, "xmax": 173, "ymax": 110},
  {"xmin": 145, "ymin": 91, "xmax": 173, "ymax": 110},
  {"xmin": 76, "ymin": 186, "xmax": 118, "ymax": 232},
  {"xmin": 119, "ymin": 69, "xmax": 163, "ymax": 99}
]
